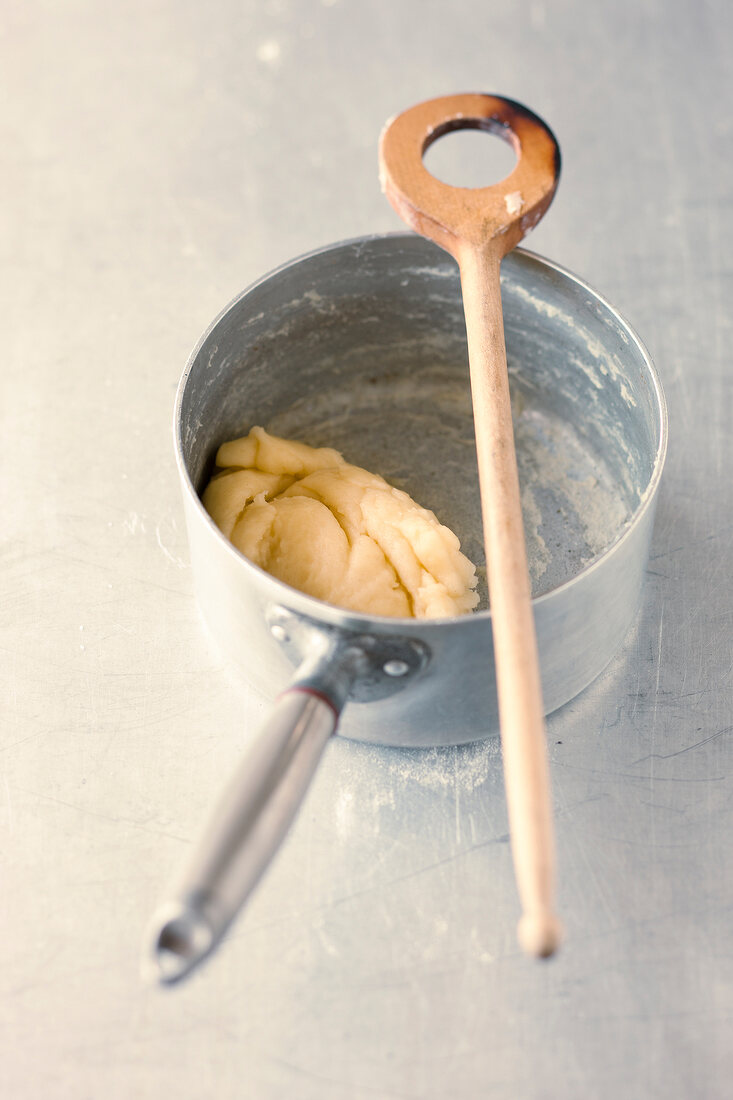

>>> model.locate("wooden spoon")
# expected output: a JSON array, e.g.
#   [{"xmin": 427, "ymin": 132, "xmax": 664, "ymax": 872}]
[{"xmin": 380, "ymin": 94, "xmax": 562, "ymax": 957}]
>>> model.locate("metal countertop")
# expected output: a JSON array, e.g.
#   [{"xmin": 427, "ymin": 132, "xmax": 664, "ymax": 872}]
[{"xmin": 2, "ymin": 1, "xmax": 731, "ymax": 1096}]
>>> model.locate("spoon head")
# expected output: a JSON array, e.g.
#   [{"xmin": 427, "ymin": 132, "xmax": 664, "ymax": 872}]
[{"xmin": 379, "ymin": 93, "xmax": 561, "ymax": 259}]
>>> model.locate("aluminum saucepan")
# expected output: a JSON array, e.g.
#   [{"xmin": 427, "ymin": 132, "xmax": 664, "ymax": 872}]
[{"xmin": 146, "ymin": 232, "xmax": 667, "ymax": 982}]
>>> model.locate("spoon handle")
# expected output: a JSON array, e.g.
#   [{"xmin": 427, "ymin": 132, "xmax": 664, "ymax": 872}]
[{"xmin": 459, "ymin": 244, "xmax": 560, "ymax": 957}]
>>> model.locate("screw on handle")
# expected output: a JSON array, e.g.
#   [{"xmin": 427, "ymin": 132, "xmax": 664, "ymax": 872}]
[{"xmin": 380, "ymin": 94, "xmax": 562, "ymax": 958}]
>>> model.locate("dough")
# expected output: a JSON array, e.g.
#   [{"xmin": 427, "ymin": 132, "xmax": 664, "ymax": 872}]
[{"xmin": 202, "ymin": 426, "xmax": 479, "ymax": 619}]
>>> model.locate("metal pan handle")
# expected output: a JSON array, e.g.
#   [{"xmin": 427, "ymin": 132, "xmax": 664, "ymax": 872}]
[
  {"xmin": 144, "ymin": 611, "xmax": 428, "ymax": 985},
  {"xmin": 145, "ymin": 686, "xmax": 340, "ymax": 985}
]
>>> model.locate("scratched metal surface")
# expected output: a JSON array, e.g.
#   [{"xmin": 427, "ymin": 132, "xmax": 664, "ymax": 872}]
[{"xmin": 1, "ymin": 1, "xmax": 731, "ymax": 1097}]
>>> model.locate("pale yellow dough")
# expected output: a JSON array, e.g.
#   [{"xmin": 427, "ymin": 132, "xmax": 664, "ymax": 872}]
[{"xmin": 202, "ymin": 426, "xmax": 479, "ymax": 619}]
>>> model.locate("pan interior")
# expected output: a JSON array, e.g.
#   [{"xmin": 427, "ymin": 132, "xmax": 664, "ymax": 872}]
[
  {"xmin": 181, "ymin": 238, "xmax": 659, "ymax": 610},
  {"xmin": 265, "ymin": 363, "xmax": 629, "ymax": 606}
]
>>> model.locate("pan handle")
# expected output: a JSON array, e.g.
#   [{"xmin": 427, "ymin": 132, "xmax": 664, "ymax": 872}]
[
  {"xmin": 145, "ymin": 686, "xmax": 341, "ymax": 985},
  {"xmin": 143, "ymin": 616, "xmax": 427, "ymax": 985}
]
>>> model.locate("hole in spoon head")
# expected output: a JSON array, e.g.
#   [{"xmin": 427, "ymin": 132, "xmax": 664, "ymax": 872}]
[{"xmin": 423, "ymin": 125, "xmax": 517, "ymax": 189}]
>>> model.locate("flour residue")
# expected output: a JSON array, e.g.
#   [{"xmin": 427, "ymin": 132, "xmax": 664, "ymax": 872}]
[
  {"xmin": 509, "ymin": 282, "xmax": 638, "ymax": 408},
  {"xmin": 326, "ymin": 738, "xmax": 502, "ymax": 842},
  {"xmin": 521, "ymin": 482, "xmax": 551, "ymax": 586},
  {"xmin": 327, "ymin": 743, "xmax": 497, "ymax": 850},
  {"xmin": 365, "ymin": 738, "xmax": 501, "ymax": 793},
  {"xmin": 513, "ymin": 401, "xmax": 632, "ymax": 591}
]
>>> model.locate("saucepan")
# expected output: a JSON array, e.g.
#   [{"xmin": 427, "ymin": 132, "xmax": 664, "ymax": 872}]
[{"xmin": 148, "ymin": 232, "xmax": 667, "ymax": 982}]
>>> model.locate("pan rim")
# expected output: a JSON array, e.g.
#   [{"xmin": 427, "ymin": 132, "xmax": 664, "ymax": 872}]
[{"xmin": 174, "ymin": 231, "xmax": 668, "ymax": 632}]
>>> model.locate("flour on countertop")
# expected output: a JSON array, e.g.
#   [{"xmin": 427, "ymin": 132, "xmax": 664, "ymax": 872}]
[{"xmin": 346, "ymin": 737, "xmax": 502, "ymax": 794}]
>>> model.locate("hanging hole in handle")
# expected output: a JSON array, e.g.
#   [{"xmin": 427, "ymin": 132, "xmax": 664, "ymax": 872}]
[
  {"xmin": 147, "ymin": 901, "xmax": 215, "ymax": 985},
  {"xmin": 422, "ymin": 121, "xmax": 519, "ymax": 190}
]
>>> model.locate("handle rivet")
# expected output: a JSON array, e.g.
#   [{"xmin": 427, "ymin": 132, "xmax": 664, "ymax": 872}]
[
  {"xmin": 383, "ymin": 658, "xmax": 410, "ymax": 677},
  {"xmin": 271, "ymin": 624, "xmax": 290, "ymax": 643}
]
